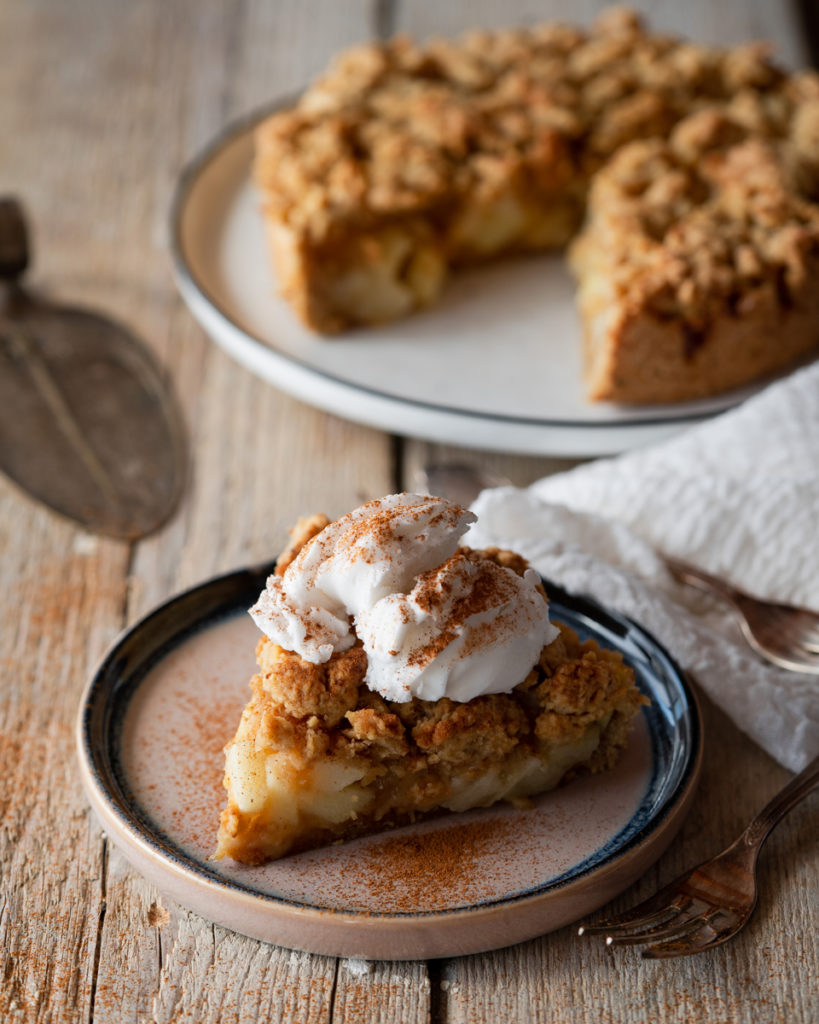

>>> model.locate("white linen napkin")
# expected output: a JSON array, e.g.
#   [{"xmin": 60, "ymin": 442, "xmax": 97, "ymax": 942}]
[{"xmin": 468, "ymin": 362, "xmax": 819, "ymax": 772}]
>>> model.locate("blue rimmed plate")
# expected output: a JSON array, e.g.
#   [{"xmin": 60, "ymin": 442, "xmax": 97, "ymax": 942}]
[{"xmin": 76, "ymin": 563, "xmax": 702, "ymax": 960}]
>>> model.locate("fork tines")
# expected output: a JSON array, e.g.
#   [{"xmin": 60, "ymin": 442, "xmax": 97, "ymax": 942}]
[{"xmin": 577, "ymin": 884, "xmax": 741, "ymax": 959}]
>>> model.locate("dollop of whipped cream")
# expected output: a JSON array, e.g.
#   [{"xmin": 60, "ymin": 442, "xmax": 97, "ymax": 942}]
[
  {"xmin": 249, "ymin": 493, "xmax": 558, "ymax": 703},
  {"xmin": 356, "ymin": 549, "xmax": 557, "ymax": 702}
]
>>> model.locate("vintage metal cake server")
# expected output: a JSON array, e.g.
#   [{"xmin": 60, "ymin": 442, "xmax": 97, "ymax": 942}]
[{"xmin": 0, "ymin": 198, "xmax": 186, "ymax": 539}]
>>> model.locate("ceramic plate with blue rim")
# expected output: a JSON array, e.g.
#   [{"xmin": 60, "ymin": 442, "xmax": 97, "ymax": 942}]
[{"xmin": 76, "ymin": 563, "xmax": 702, "ymax": 961}]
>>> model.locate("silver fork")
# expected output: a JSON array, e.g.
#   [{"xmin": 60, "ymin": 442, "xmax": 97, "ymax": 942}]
[
  {"xmin": 418, "ymin": 462, "xmax": 819, "ymax": 675},
  {"xmin": 578, "ymin": 753, "xmax": 819, "ymax": 958},
  {"xmin": 665, "ymin": 557, "xmax": 819, "ymax": 676}
]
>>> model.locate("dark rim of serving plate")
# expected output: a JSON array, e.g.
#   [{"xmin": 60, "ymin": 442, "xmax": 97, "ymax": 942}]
[
  {"xmin": 79, "ymin": 562, "xmax": 702, "ymax": 920},
  {"xmin": 167, "ymin": 100, "xmax": 738, "ymax": 433}
]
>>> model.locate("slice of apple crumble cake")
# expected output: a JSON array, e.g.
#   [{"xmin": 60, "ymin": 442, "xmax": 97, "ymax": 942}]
[{"xmin": 215, "ymin": 494, "xmax": 646, "ymax": 864}]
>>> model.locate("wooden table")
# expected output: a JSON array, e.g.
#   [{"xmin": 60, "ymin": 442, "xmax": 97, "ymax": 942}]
[{"xmin": 1, "ymin": 1, "xmax": 816, "ymax": 1021}]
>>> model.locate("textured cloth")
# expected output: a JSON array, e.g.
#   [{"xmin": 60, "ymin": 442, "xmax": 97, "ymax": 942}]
[{"xmin": 468, "ymin": 363, "xmax": 819, "ymax": 772}]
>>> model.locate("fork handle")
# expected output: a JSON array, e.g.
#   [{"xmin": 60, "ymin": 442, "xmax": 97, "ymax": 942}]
[
  {"xmin": 741, "ymin": 753, "xmax": 819, "ymax": 849},
  {"xmin": 663, "ymin": 556, "xmax": 740, "ymax": 602}
]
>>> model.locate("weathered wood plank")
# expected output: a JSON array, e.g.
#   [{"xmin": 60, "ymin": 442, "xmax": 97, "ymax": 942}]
[
  {"xmin": 0, "ymin": 1, "xmax": 398, "ymax": 1023},
  {"xmin": 24, "ymin": 1, "xmax": 405, "ymax": 1022},
  {"xmin": 0, "ymin": 490, "xmax": 128, "ymax": 1023},
  {"xmin": 148, "ymin": 907, "xmax": 337, "ymax": 1024},
  {"xmin": 332, "ymin": 960, "xmax": 432, "ymax": 1024}
]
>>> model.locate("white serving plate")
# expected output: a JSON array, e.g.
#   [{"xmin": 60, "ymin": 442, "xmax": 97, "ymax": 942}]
[{"xmin": 168, "ymin": 101, "xmax": 768, "ymax": 457}]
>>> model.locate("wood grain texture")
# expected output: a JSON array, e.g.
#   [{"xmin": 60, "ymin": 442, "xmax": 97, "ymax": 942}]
[
  {"xmin": 0, "ymin": 493, "xmax": 127, "ymax": 1023},
  {"xmin": 0, "ymin": 1, "xmax": 817, "ymax": 1022},
  {"xmin": 332, "ymin": 960, "xmax": 431, "ymax": 1024}
]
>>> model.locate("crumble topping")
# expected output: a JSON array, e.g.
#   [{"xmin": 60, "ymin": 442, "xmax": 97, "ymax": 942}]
[
  {"xmin": 256, "ymin": 641, "xmax": 365, "ymax": 728},
  {"xmin": 254, "ymin": 7, "xmax": 816, "ymax": 245},
  {"xmin": 274, "ymin": 514, "xmax": 330, "ymax": 576},
  {"xmin": 248, "ymin": 548, "xmax": 641, "ymax": 771},
  {"xmin": 250, "ymin": 616, "xmax": 637, "ymax": 769},
  {"xmin": 572, "ymin": 118, "xmax": 819, "ymax": 332}
]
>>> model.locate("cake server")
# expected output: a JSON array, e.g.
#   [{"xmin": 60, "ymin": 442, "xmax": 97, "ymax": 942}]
[{"xmin": 0, "ymin": 197, "xmax": 186, "ymax": 539}]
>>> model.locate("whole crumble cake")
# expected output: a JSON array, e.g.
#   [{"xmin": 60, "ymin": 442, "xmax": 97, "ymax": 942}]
[{"xmin": 252, "ymin": 7, "xmax": 819, "ymax": 402}]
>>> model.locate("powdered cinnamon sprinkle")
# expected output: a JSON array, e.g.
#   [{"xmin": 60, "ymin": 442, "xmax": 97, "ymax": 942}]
[
  {"xmin": 406, "ymin": 550, "xmax": 529, "ymax": 669},
  {"xmin": 348, "ymin": 815, "xmax": 525, "ymax": 913},
  {"xmin": 289, "ymin": 494, "xmax": 467, "ymax": 582},
  {"xmin": 129, "ymin": 689, "xmax": 243, "ymax": 848}
]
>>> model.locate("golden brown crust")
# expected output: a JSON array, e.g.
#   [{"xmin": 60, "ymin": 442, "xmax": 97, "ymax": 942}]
[
  {"xmin": 250, "ymin": 546, "xmax": 646, "ymax": 757},
  {"xmin": 250, "ymin": 8, "xmax": 819, "ymax": 401},
  {"xmin": 410, "ymin": 694, "xmax": 528, "ymax": 766},
  {"xmin": 217, "ymin": 617, "xmax": 646, "ymax": 863},
  {"xmin": 255, "ymin": 641, "xmax": 366, "ymax": 728},
  {"xmin": 251, "ymin": 623, "xmax": 621, "ymax": 760},
  {"xmin": 345, "ymin": 706, "xmax": 409, "ymax": 758},
  {"xmin": 255, "ymin": 9, "xmax": 807, "ymax": 244},
  {"xmin": 571, "ymin": 118, "xmax": 819, "ymax": 401}
]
